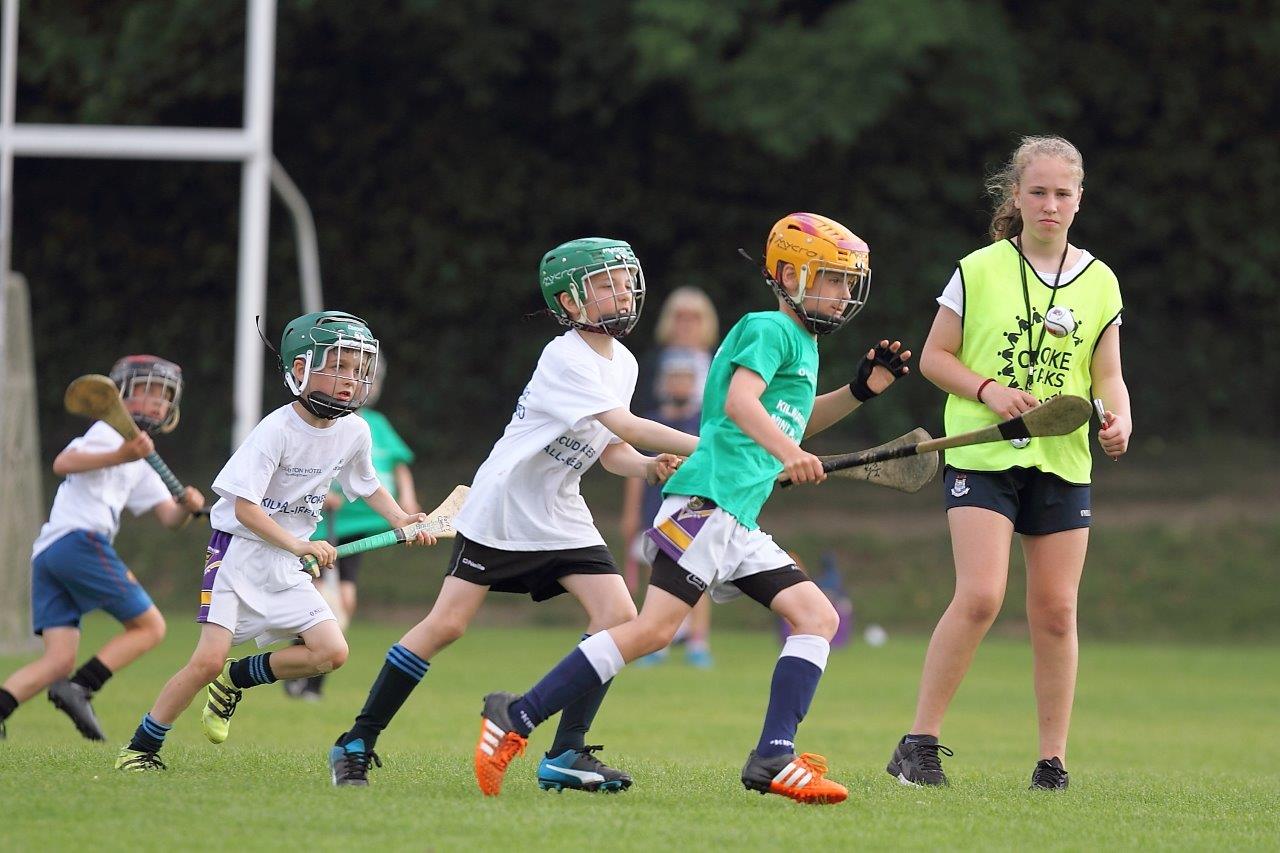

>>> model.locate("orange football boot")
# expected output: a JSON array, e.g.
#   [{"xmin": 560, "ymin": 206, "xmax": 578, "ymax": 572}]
[
  {"xmin": 474, "ymin": 691, "xmax": 528, "ymax": 796},
  {"xmin": 741, "ymin": 750, "xmax": 849, "ymax": 804}
]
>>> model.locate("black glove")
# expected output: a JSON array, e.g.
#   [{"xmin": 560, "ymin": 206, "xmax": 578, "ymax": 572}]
[{"xmin": 849, "ymin": 342, "xmax": 909, "ymax": 402}]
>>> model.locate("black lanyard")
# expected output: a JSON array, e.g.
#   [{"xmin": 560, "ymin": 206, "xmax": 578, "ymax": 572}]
[{"xmin": 1014, "ymin": 237, "xmax": 1069, "ymax": 394}]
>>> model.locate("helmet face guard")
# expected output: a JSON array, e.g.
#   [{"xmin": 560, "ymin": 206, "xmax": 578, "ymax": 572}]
[
  {"xmin": 763, "ymin": 213, "xmax": 871, "ymax": 336},
  {"xmin": 540, "ymin": 238, "xmax": 646, "ymax": 339},
  {"xmin": 280, "ymin": 312, "xmax": 379, "ymax": 420},
  {"xmin": 109, "ymin": 355, "xmax": 183, "ymax": 434}
]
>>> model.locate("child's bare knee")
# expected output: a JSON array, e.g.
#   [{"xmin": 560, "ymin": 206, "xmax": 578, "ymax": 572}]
[{"xmin": 189, "ymin": 652, "xmax": 225, "ymax": 682}]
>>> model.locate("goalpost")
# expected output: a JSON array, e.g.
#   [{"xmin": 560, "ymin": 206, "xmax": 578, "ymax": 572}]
[
  {"xmin": 0, "ymin": 0, "xmax": 323, "ymax": 649},
  {"xmin": 0, "ymin": 273, "xmax": 39, "ymax": 652}
]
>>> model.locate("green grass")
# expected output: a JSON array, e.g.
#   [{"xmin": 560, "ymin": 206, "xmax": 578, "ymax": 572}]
[{"xmin": 2, "ymin": 616, "xmax": 1278, "ymax": 850}]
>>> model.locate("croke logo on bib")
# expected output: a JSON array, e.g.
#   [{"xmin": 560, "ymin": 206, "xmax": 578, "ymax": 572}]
[{"xmin": 995, "ymin": 309, "xmax": 1086, "ymax": 391}]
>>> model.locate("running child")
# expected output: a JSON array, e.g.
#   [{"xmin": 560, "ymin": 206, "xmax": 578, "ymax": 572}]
[
  {"xmin": 115, "ymin": 311, "xmax": 434, "ymax": 771},
  {"xmin": 327, "ymin": 238, "xmax": 696, "ymax": 791},
  {"xmin": 0, "ymin": 356, "xmax": 200, "ymax": 741},
  {"xmin": 473, "ymin": 213, "xmax": 910, "ymax": 804}
]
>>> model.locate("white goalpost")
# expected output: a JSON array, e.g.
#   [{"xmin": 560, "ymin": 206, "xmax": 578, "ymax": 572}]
[{"xmin": 0, "ymin": 0, "xmax": 322, "ymax": 649}]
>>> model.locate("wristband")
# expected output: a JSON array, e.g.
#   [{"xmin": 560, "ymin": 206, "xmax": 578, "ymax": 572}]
[{"xmin": 976, "ymin": 378, "xmax": 996, "ymax": 403}]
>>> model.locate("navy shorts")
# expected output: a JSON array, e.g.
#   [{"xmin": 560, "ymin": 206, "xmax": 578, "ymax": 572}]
[
  {"xmin": 31, "ymin": 530, "xmax": 154, "ymax": 634},
  {"xmin": 446, "ymin": 534, "xmax": 619, "ymax": 602},
  {"xmin": 943, "ymin": 466, "xmax": 1091, "ymax": 536}
]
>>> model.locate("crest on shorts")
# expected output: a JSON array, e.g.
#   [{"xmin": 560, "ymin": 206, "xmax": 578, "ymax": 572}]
[{"xmin": 950, "ymin": 474, "xmax": 970, "ymax": 498}]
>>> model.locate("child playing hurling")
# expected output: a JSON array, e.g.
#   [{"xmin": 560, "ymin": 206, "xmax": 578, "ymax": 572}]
[
  {"xmin": 115, "ymin": 312, "xmax": 433, "ymax": 771},
  {"xmin": 474, "ymin": 214, "xmax": 910, "ymax": 804}
]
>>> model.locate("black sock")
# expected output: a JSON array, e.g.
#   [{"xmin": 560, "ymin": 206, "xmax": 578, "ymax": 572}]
[
  {"xmin": 0, "ymin": 687, "xmax": 18, "ymax": 721},
  {"xmin": 229, "ymin": 653, "xmax": 277, "ymax": 688},
  {"xmin": 548, "ymin": 633, "xmax": 613, "ymax": 756},
  {"xmin": 307, "ymin": 673, "xmax": 326, "ymax": 692},
  {"xmin": 128, "ymin": 713, "xmax": 170, "ymax": 753},
  {"xmin": 70, "ymin": 656, "xmax": 113, "ymax": 693},
  {"xmin": 342, "ymin": 644, "xmax": 428, "ymax": 749}
]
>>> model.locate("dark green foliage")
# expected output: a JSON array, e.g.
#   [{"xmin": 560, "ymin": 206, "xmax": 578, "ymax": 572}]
[{"xmin": 12, "ymin": 1, "xmax": 1278, "ymax": 469}]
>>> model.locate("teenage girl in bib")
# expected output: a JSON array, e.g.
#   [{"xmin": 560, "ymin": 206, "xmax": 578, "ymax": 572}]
[{"xmin": 886, "ymin": 136, "xmax": 1131, "ymax": 791}]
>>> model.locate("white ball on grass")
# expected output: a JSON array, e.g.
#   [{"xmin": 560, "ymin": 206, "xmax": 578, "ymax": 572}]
[{"xmin": 864, "ymin": 624, "xmax": 888, "ymax": 647}]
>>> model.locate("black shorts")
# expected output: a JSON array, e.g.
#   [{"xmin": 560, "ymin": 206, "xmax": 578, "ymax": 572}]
[
  {"xmin": 334, "ymin": 536, "xmax": 366, "ymax": 585},
  {"xmin": 943, "ymin": 466, "xmax": 1091, "ymax": 536},
  {"xmin": 648, "ymin": 551, "xmax": 809, "ymax": 608},
  {"xmin": 445, "ymin": 534, "xmax": 619, "ymax": 602}
]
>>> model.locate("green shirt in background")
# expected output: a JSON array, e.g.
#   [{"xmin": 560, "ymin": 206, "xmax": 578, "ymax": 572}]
[
  {"xmin": 663, "ymin": 311, "xmax": 818, "ymax": 530},
  {"xmin": 313, "ymin": 408, "xmax": 415, "ymax": 542}
]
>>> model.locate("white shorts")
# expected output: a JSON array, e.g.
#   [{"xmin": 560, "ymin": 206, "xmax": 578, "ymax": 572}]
[
  {"xmin": 198, "ymin": 533, "xmax": 335, "ymax": 647},
  {"xmin": 642, "ymin": 494, "xmax": 794, "ymax": 604}
]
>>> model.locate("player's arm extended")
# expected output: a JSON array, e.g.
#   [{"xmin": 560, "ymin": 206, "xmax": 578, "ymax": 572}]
[
  {"xmin": 362, "ymin": 486, "xmax": 433, "ymax": 543},
  {"xmin": 723, "ymin": 366, "xmax": 825, "ymax": 485},
  {"xmin": 52, "ymin": 432, "xmax": 152, "ymax": 476},
  {"xmin": 596, "ymin": 408, "xmax": 698, "ymax": 457},
  {"xmin": 599, "ymin": 442, "xmax": 682, "ymax": 485},
  {"xmin": 804, "ymin": 387, "xmax": 863, "ymax": 438}
]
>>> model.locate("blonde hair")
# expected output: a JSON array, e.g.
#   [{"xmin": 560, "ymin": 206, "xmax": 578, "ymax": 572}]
[
  {"xmin": 654, "ymin": 286, "xmax": 719, "ymax": 350},
  {"xmin": 986, "ymin": 135, "xmax": 1084, "ymax": 242}
]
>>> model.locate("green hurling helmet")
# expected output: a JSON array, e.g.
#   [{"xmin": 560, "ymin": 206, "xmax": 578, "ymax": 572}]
[
  {"xmin": 279, "ymin": 311, "xmax": 379, "ymax": 420},
  {"xmin": 539, "ymin": 238, "xmax": 646, "ymax": 338}
]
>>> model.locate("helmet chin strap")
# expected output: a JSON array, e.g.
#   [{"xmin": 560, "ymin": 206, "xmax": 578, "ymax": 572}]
[{"xmin": 299, "ymin": 391, "xmax": 360, "ymax": 420}]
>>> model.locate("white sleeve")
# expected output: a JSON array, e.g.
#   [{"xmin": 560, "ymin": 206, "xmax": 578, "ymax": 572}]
[
  {"xmin": 936, "ymin": 269, "xmax": 963, "ymax": 316},
  {"xmin": 68, "ymin": 421, "xmax": 123, "ymax": 454},
  {"xmin": 336, "ymin": 425, "xmax": 380, "ymax": 501},
  {"xmin": 212, "ymin": 427, "xmax": 281, "ymax": 505},
  {"xmin": 125, "ymin": 465, "xmax": 172, "ymax": 516},
  {"xmin": 532, "ymin": 363, "xmax": 628, "ymax": 431}
]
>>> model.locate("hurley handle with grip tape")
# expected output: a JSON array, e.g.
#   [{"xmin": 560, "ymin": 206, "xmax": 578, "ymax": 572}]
[
  {"xmin": 779, "ymin": 395, "xmax": 1092, "ymax": 486},
  {"xmin": 300, "ymin": 485, "xmax": 469, "ymax": 576}
]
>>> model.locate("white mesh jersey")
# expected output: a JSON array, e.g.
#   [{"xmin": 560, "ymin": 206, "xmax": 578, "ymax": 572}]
[
  {"xmin": 455, "ymin": 329, "xmax": 638, "ymax": 551},
  {"xmin": 31, "ymin": 421, "xmax": 171, "ymax": 559}
]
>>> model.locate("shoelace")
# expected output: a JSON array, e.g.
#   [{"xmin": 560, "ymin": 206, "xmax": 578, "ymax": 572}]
[
  {"xmin": 210, "ymin": 680, "xmax": 242, "ymax": 720},
  {"xmin": 1033, "ymin": 760, "xmax": 1067, "ymax": 786},
  {"xmin": 911, "ymin": 741, "xmax": 954, "ymax": 775},
  {"xmin": 496, "ymin": 732, "xmax": 527, "ymax": 764},
  {"xmin": 576, "ymin": 744, "xmax": 608, "ymax": 769},
  {"xmin": 341, "ymin": 749, "xmax": 382, "ymax": 780},
  {"xmin": 794, "ymin": 753, "xmax": 830, "ymax": 776},
  {"xmin": 128, "ymin": 752, "xmax": 167, "ymax": 770}
]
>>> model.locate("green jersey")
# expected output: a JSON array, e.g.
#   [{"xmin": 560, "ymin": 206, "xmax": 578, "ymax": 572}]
[
  {"xmin": 313, "ymin": 408, "xmax": 415, "ymax": 542},
  {"xmin": 663, "ymin": 311, "xmax": 818, "ymax": 530}
]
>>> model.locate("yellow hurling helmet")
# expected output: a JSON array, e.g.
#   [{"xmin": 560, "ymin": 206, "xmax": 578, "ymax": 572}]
[{"xmin": 763, "ymin": 212, "xmax": 871, "ymax": 335}]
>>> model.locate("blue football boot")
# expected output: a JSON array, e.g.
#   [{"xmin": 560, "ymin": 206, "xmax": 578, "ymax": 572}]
[
  {"xmin": 537, "ymin": 744, "xmax": 632, "ymax": 793},
  {"xmin": 329, "ymin": 737, "xmax": 382, "ymax": 787}
]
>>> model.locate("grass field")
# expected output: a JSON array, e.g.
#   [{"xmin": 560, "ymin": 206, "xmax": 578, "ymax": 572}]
[{"xmin": 2, "ymin": 616, "xmax": 1278, "ymax": 851}]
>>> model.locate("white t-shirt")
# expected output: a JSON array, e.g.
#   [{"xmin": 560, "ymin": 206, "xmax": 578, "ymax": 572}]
[
  {"xmin": 31, "ymin": 421, "xmax": 172, "ymax": 559},
  {"xmin": 210, "ymin": 403, "xmax": 379, "ymax": 559},
  {"xmin": 937, "ymin": 249, "xmax": 1121, "ymax": 326},
  {"xmin": 455, "ymin": 330, "xmax": 638, "ymax": 551}
]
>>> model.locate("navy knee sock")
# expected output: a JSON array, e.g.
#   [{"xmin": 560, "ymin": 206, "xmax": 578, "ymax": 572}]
[
  {"xmin": 755, "ymin": 635, "xmax": 829, "ymax": 759},
  {"xmin": 342, "ymin": 644, "xmax": 429, "ymax": 749},
  {"xmin": 508, "ymin": 632, "xmax": 624, "ymax": 737},
  {"xmin": 549, "ymin": 634, "xmax": 613, "ymax": 755},
  {"xmin": 229, "ymin": 653, "xmax": 276, "ymax": 688},
  {"xmin": 128, "ymin": 713, "xmax": 171, "ymax": 753}
]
